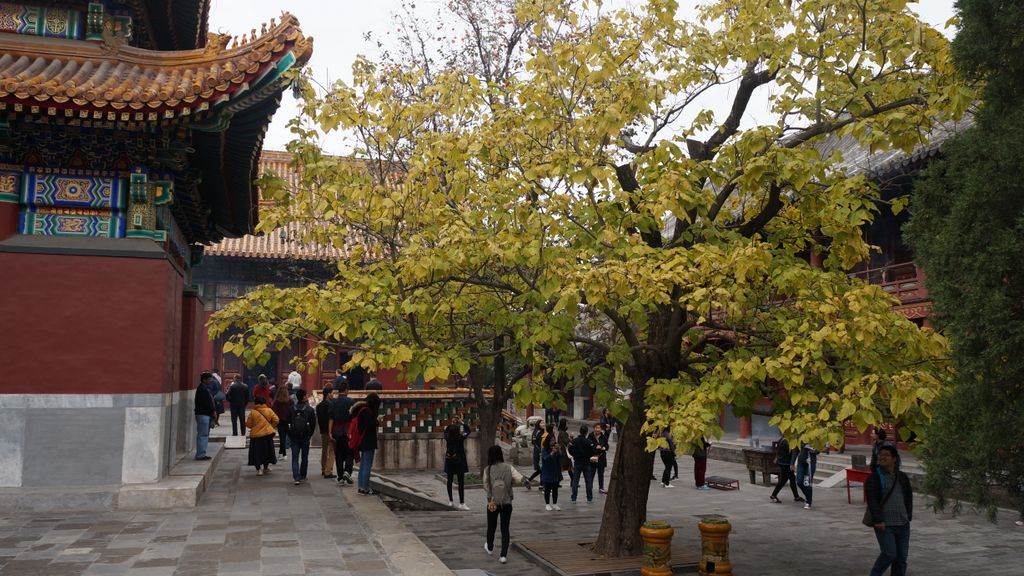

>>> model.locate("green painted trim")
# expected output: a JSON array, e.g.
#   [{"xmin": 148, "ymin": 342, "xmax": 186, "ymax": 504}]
[
  {"xmin": 0, "ymin": 192, "xmax": 18, "ymax": 203},
  {"xmin": 126, "ymin": 229, "xmax": 167, "ymax": 242}
]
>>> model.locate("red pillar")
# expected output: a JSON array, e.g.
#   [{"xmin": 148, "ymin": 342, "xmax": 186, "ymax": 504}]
[{"xmin": 739, "ymin": 416, "xmax": 752, "ymax": 439}]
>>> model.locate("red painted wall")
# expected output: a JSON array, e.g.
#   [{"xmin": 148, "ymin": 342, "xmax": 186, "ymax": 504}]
[
  {"xmin": 0, "ymin": 250, "xmax": 184, "ymax": 394},
  {"xmin": 0, "ymin": 203, "xmax": 17, "ymax": 241}
]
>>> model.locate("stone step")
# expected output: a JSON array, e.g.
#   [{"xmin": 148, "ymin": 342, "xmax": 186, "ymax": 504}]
[{"xmin": 366, "ymin": 471, "xmax": 452, "ymax": 511}]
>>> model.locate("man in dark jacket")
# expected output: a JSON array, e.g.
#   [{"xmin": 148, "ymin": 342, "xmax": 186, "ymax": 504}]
[
  {"xmin": 194, "ymin": 372, "xmax": 215, "ymax": 460},
  {"xmin": 866, "ymin": 445, "xmax": 913, "ymax": 576},
  {"xmin": 225, "ymin": 375, "xmax": 250, "ymax": 436},
  {"xmin": 354, "ymin": 393, "xmax": 381, "ymax": 495},
  {"xmin": 288, "ymin": 389, "xmax": 317, "ymax": 485},
  {"xmin": 568, "ymin": 424, "xmax": 596, "ymax": 503},
  {"xmin": 328, "ymin": 381, "xmax": 356, "ymax": 485},
  {"xmin": 770, "ymin": 437, "xmax": 802, "ymax": 503},
  {"xmin": 316, "ymin": 386, "xmax": 336, "ymax": 478}
]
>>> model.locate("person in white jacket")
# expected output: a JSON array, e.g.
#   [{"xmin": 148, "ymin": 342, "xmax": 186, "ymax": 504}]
[{"xmin": 482, "ymin": 445, "xmax": 525, "ymax": 564}]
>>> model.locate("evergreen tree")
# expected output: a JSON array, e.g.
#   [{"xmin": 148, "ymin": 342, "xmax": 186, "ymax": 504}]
[{"xmin": 905, "ymin": 0, "xmax": 1024, "ymax": 519}]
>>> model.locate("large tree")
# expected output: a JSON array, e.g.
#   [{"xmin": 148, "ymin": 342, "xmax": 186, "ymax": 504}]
[
  {"xmin": 213, "ymin": 0, "xmax": 966, "ymax": 556},
  {"xmin": 904, "ymin": 0, "xmax": 1024, "ymax": 519}
]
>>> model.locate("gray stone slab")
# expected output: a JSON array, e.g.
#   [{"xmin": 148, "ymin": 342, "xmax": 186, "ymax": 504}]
[{"xmin": 22, "ymin": 408, "xmax": 125, "ymax": 487}]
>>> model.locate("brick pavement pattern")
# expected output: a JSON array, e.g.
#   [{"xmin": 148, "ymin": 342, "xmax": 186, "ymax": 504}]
[{"xmin": 0, "ymin": 449, "xmax": 399, "ymax": 576}]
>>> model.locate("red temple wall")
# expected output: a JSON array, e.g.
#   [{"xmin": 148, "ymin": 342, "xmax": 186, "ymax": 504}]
[
  {"xmin": 0, "ymin": 251, "xmax": 186, "ymax": 395},
  {"xmin": 0, "ymin": 203, "xmax": 17, "ymax": 241}
]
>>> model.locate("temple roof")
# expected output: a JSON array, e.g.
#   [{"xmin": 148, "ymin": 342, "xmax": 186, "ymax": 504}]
[{"xmin": 0, "ymin": 13, "xmax": 311, "ymax": 127}]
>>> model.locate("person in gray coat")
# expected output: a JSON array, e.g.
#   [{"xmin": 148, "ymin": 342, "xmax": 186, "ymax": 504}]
[{"xmin": 482, "ymin": 445, "xmax": 524, "ymax": 565}]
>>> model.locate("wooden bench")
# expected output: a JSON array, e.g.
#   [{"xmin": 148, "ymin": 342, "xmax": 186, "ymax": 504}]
[
  {"xmin": 704, "ymin": 475, "xmax": 740, "ymax": 491},
  {"xmin": 742, "ymin": 448, "xmax": 780, "ymax": 486}
]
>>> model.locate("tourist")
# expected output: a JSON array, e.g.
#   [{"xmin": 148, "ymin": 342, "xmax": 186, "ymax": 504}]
[
  {"xmin": 525, "ymin": 420, "xmax": 544, "ymax": 488},
  {"xmin": 253, "ymin": 374, "xmax": 272, "ymax": 405},
  {"xmin": 867, "ymin": 445, "xmax": 913, "ymax": 576},
  {"xmin": 354, "ymin": 392, "xmax": 381, "ymax": 495},
  {"xmin": 692, "ymin": 436, "xmax": 711, "ymax": 490},
  {"xmin": 600, "ymin": 408, "xmax": 619, "ymax": 442},
  {"xmin": 194, "ymin": 372, "xmax": 215, "ymax": 460},
  {"xmin": 316, "ymin": 385, "xmax": 336, "ymax": 479},
  {"xmin": 569, "ymin": 424, "xmax": 596, "ymax": 503},
  {"xmin": 333, "ymin": 369, "xmax": 347, "ymax": 391},
  {"xmin": 364, "ymin": 376, "xmax": 383, "ymax": 390},
  {"xmin": 869, "ymin": 428, "xmax": 894, "ymax": 468},
  {"xmin": 795, "ymin": 442, "xmax": 817, "ymax": 509},
  {"xmin": 272, "ymin": 385, "xmax": 293, "ymax": 457},
  {"xmin": 591, "ymin": 423, "xmax": 609, "ymax": 494},
  {"xmin": 288, "ymin": 389, "xmax": 316, "ymax": 485},
  {"xmin": 540, "ymin": 433, "xmax": 563, "ymax": 511},
  {"xmin": 205, "ymin": 373, "xmax": 222, "ymax": 428},
  {"xmin": 287, "ymin": 370, "xmax": 302, "ymax": 401},
  {"xmin": 329, "ymin": 380, "xmax": 356, "ymax": 485},
  {"xmin": 770, "ymin": 436, "xmax": 803, "ymax": 503},
  {"xmin": 226, "ymin": 375, "xmax": 250, "ymax": 436},
  {"xmin": 659, "ymin": 429, "xmax": 676, "ymax": 488},
  {"xmin": 556, "ymin": 418, "xmax": 572, "ymax": 475},
  {"xmin": 245, "ymin": 396, "xmax": 278, "ymax": 475},
  {"xmin": 483, "ymin": 444, "xmax": 524, "ymax": 564},
  {"xmin": 444, "ymin": 415, "xmax": 472, "ymax": 510}
]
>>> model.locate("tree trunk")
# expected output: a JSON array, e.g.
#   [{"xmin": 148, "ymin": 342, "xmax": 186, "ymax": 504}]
[
  {"xmin": 476, "ymin": 399, "xmax": 501, "ymax": 471},
  {"xmin": 592, "ymin": 387, "xmax": 654, "ymax": 557}
]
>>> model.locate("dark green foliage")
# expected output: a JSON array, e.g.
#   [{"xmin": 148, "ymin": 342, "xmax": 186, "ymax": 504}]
[{"xmin": 904, "ymin": 0, "xmax": 1024, "ymax": 520}]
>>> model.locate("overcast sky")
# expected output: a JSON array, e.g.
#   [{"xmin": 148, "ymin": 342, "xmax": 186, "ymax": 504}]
[{"xmin": 208, "ymin": 1, "xmax": 958, "ymax": 154}]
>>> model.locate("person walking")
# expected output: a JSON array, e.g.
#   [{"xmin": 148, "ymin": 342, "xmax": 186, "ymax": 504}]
[
  {"xmin": 272, "ymin": 385, "xmax": 293, "ymax": 457},
  {"xmin": 194, "ymin": 372, "xmax": 215, "ymax": 460},
  {"xmin": 540, "ymin": 433, "xmax": 563, "ymax": 511},
  {"xmin": 870, "ymin": 428, "xmax": 894, "ymax": 468},
  {"xmin": 443, "ymin": 415, "xmax": 472, "ymax": 510},
  {"xmin": 288, "ymin": 389, "xmax": 316, "ymax": 485},
  {"xmin": 525, "ymin": 419, "xmax": 544, "ymax": 488},
  {"xmin": 591, "ymin": 423, "xmax": 609, "ymax": 494},
  {"xmin": 245, "ymin": 396, "xmax": 279, "ymax": 475},
  {"xmin": 770, "ymin": 436, "xmax": 803, "ymax": 503},
  {"xmin": 556, "ymin": 418, "xmax": 571, "ymax": 475},
  {"xmin": 226, "ymin": 375, "xmax": 250, "ymax": 436},
  {"xmin": 659, "ymin": 429, "xmax": 676, "ymax": 488},
  {"xmin": 252, "ymin": 374, "xmax": 272, "ymax": 405},
  {"xmin": 483, "ymin": 444, "xmax": 525, "ymax": 565},
  {"xmin": 692, "ymin": 436, "xmax": 711, "ymax": 490},
  {"xmin": 795, "ymin": 441, "xmax": 817, "ymax": 509},
  {"xmin": 867, "ymin": 445, "xmax": 913, "ymax": 576},
  {"xmin": 329, "ymin": 381, "xmax": 355, "ymax": 485},
  {"xmin": 316, "ymin": 386, "xmax": 336, "ymax": 479},
  {"xmin": 569, "ymin": 424, "xmax": 596, "ymax": 504},
  {"xmin": 353, "ymin": 393, "xmax": 381, "ymax": 495}
]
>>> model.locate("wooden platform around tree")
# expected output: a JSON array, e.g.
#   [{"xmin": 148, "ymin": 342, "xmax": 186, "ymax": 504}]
[{"xmin": 514, "ymin": 538, "xmax": 699, "ymax": 576}]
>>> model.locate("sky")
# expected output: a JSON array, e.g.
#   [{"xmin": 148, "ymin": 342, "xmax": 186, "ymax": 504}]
[{"xmin": 208, "ymin": 1, "xmax": 959, "ymax": 154}]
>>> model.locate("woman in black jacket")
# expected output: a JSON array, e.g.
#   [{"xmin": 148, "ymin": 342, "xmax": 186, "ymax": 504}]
[
  {"xmin": 354, "ymin": 393, "xmax": 381, "ymax": 495},
  {"xmin": 769, "ymin": 437, "xmax": 803, "ymax": 503},
  {"xmin": 443, "ymin": 415, "xmax": 471, "ymax": 510}
]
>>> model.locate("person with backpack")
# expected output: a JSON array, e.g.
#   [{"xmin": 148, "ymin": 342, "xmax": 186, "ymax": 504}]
[
  {"xmin": 316, "ymin": 386, "xmax": 336, "ymax": 479},
  {"xmin": 443, "ymin": 415, "xmax": 472, "ymax": 510},
  {"xmin": 328, "ymin": 381, "xmax": 355, "ymax": 485},
  {"xmin": 569, "ymin": 424, "xmax": 596, "ymax": 504},
  {"xmin": 482, "ymin": 444, "xmax": 524, "ymax": 565},
  {"xmin": 272, "ymin": 386, "xmax": 293, "ymax": 457},
  {"xmin": 351, "ymin": 393, "xmax": 381, "ymax": 495},
  {"xmin": 866, "ymin": 445, "xmax": 913, "ymax": 576},
  {"xmin": 540, "ymin": 433, "xmax": 563, "ymax": 511},
  {"xmin": 770, "ymin": 436, "xmax": 803, "ymax": 504},
  {"xmin": 288, "ymin": 389, "xmax": 316, "ymax": 485},
  {"xmin": 245, "ymin": 396, "xmax": 279, "ymax": 475}
]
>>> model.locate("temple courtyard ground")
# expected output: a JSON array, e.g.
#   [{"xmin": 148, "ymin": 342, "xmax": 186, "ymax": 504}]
[{"xmin": 0, "ymin": 441, "xmax": 1020, "ymax": 575}]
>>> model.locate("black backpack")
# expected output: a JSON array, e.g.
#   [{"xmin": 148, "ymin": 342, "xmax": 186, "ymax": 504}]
[{"xmin": 290, "ymin": 406, "xmax": 312, "ymax": 439}]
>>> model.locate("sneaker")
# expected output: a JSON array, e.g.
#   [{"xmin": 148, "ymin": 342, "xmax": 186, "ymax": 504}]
[
  {"xmin": 294, "ymin": 480, "xmax": 301, "ymax": 485},
  {"xmin": 256, "ymin": 469, "xmax": 264, "ymax": 476},
  {"xmin": 458, "ymin": 503, "xmax": 470, "ymax": 511},
  {"xmin": 499, "ymin": 556, "xmax": 507, "ymax": 564},
  {"xmin": 804, "ymin": 504, "xmax": 812, "ymax": 510},
  {"xmin": 794, "ymin": 496, "xmax": 805, "ymax": 503},
  {"xmin": 701, "ymin": 485, "xmax": 711, "ymax": 491},
  {"xmin": 545, "ymin": 504, "xmax": 553, "ymax": 511},
  {"xmin": 586, "ymin": 499, "xmax": 593, "ymax": 504},
  {"xmin": 599, "ymin": 489, "xmax": 607, "ymax": 494},
  {"xmin": 449, "ymin": 501, "xmax": 456, "ymax": 508},
  {"xmin": 523, "ymin": 479, "xmax": 532, "ymax": 490},
  {"xmin": 553, "ymin": 504, "xmax": 561, "ymax": 511},
  {"xmin": 484, "ymin": 543, "xmax": 492, "ymax": 555},
  {"xmin": 663, "ymin": 483, "xmax": 675, "ymax": 489},
  {"xmin": 344, "ymin": 473, "xmax": 354, "ymax": 485},
  {"xmin": 570, "ymin": 499, "xmax": 577, "ymax": 504}
]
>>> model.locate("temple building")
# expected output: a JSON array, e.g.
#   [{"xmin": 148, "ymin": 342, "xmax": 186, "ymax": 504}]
[{"xmin": 0, "ymin": 1, "xmax": 311, "ymax": 496}]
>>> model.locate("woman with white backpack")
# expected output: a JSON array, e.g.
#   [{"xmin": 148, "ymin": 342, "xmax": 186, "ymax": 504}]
[{"xmin": 482, "ymin": 445, "xmax": 525, "ymax": 565}]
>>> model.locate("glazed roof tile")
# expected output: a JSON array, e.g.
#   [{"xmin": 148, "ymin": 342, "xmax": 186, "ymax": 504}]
[{"xmin": 0, "ymin": 13, "xmax": 312, "ymax": 123}]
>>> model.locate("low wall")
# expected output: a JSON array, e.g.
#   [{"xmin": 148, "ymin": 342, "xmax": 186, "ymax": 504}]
[{"xmin": 375, "ymin": 432, "xmax": 481, "ymax": 472}]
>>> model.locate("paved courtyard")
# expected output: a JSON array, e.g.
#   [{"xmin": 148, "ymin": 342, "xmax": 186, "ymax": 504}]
[{"xmin": 0, "ymin": 442, "xmax": 1021, "ymax": 576}]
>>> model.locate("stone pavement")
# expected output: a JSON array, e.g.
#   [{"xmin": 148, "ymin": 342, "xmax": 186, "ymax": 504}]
[
  {"xmin": 391, "ymin": 444, "xmax": 1024, "ymax": 575},
  {"xmin": 0, "ymin": 448, "xmax": 448, "ymax": 576}
]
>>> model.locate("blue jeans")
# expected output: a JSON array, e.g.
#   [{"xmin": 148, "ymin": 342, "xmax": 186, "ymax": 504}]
[
  {"xmin": 290, "ymin": 436, "xmax": 311, "ymax": 481},
  {"xmin": 230, "ymin": 405, "xmax": 246, "ymax": 436},
  {"xmin": 195, "ymin": 415, "xmax": 210, "ymax": 458},
  {"xmin": 358, "ymin": 449, "xmax": 375, "ymax": 490},
  {"xmin": 570, "ymin": 462, "xmax": 594, "ymax": 501},
  {"xmin": 870, "ymin": 523, "xmax": 910, "ymax": 576}
]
